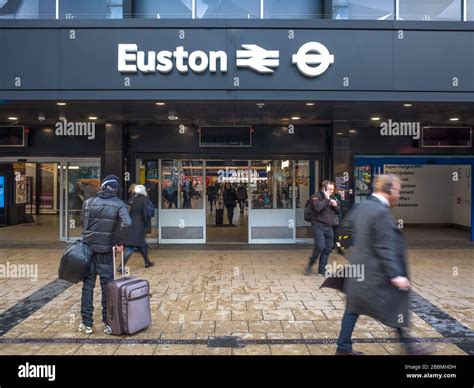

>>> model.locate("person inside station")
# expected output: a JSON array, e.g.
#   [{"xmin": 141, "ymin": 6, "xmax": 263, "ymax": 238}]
[{"xmin": 222, "ymin": 182, "xmax": 238, "ymax": 226}]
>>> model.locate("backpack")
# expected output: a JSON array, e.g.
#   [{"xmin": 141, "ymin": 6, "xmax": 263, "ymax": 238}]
[
  {"xmin": 146, "ymin": 198, "xmax": 155, "ymax": 219},
  {"xmin": 304, "ymin": 198, "xmax": 314, "ymax": 222}
]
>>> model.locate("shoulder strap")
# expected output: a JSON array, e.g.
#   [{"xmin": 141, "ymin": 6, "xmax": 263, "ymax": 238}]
[{"xmin": 84, "ymin": 197, "xmax": 98, "ymax": 231}]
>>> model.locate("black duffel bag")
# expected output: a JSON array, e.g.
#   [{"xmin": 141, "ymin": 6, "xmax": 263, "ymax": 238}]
[
  {"xmin": 58, "ymin": 197, "xmax": 96, "ymax": 283},
  {"xmin": 58, "ymin": 240, "xmax": 92, "ymax": 283}
]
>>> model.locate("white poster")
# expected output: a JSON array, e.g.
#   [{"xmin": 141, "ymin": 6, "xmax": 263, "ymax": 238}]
[{"xmin": 383, "ymin": 164, "xmax": 471, "ymax": 226}]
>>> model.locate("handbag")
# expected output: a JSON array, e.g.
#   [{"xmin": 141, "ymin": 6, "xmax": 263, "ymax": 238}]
[
  {"xmin": 320, "ymin": 266, "xmax": 347, "ymax": 292},
  {"xmin": 320, "ymin": 276, "xmax": 345, "ymax": 292},
  {"xmin": 58, "ymin": 198, "xmax": 96, "ymax": 283}
]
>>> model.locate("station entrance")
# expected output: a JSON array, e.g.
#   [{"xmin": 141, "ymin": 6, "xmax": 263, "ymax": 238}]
[
  {"xmin": 136, "ymin": 158, "xmax": 321, "ymax": 244},
  {"xmin": 0, "ymin": 158, "xmax": 100, "ymax": 244}
]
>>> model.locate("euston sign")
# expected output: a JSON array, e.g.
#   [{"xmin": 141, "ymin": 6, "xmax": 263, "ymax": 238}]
[{"xmin": 118, "ymin": 42, "xmax": 334, "ymax": 77}]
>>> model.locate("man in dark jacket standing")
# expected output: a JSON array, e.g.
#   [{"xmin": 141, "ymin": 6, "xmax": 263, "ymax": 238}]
[
  {"xmin": 305, "ymin": 180, "xmax": 340, "ymax": 276},
  {"xmin": 79, "ymin": 175, "xmax": 132, "ymax": 335},
  {"xmin": 223, "ymin": 182, "xmax": 238, "ymax": 226},
  {"xmin": 336, "ymin": 174, "xmax": 431, "ymax": 355}
]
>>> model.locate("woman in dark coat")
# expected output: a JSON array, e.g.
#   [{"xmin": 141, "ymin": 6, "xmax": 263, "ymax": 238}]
[{"xmin": 119, "ymin": 185, "xmax": 154, "ymax": 271}]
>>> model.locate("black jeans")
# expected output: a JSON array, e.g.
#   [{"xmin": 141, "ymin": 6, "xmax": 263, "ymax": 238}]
[
  {"xmin": 308, "ymin": 224, "xmax": 334, "ymax": 273},
  {"xmin": 238, "ymin": 198, "xmax": 246, "ymax": 212},
  {"xmin": 209, "ymin": 198, "xmax": 215, "ymax": 211},
  {"xmin": 337, "ymin": 308, "xmax": 414, "ymax": 353},
  {"xmin": 226, "ymin": 206, "xmax": 234, "ymax": 225},
  {"xmin": 81, "ymin": 251, "xmax": 114, "ymax": 327}
]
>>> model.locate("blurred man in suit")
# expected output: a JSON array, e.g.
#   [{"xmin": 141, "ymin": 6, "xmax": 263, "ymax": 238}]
[{"xmin": 336, "ymin": 174, "xmax": 432, "ymax": 355}]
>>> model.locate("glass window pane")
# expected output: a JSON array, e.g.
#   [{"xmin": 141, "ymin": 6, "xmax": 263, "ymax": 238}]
[
  {"xmin": 332, "ymin": 0, "xmax": 394, "ymax": 20},
  {"xmin": 399, "ymin": 0, "xmax": 461, "ymax": 21},
  {"xmin": 250, "ymin": 160, "xmax": 272, "ymax": 209},
  {"xmin": 162, "ymin": 160, "xmax": 180, "ymax": 209},
  {"xmin": 467, "ymin": 0, "xmax": 474, "ymax": 20},
  {"xmin": 143, "ymin": 160, "xmax": 158, "ymax": 209},
  {"xmin": 295, "ymin": 161, "xmax": 310, "ymax": 209},
  {"xmin": 275, "ymin": 160, "xmax": 293, "ymax": 209},
  {"xmin": 182, "ymin": 160, "xmax": 203, "ymax": 209},
  {"xmin": 68, "ymin": 162, "xmax": 100, "ymax": 238},
  {"xmin": 161, "ymin": 160, "xmax": 203, "ymax": 209},
  {"xmin": 39, "ymin": 163, "xmax": 58, "ymax": 213},
  {"xmin": 250, "ymin": 160, "xmax": 293, "ymax": 209},
  {"xmin": 136, "ymin": 159, "xmax": 158, "ymax": 239},
  {"xmin": 196, "ymin": 0, "xmax": 259, "ymax": 19},
  {"xmin": 60, "ymin": 0, "xmax": 123, "ymax": 19},
  {"xmin": 197, "ymin": 0, "xmax": 259, "ymax": 19},
  {"xmin": 0, "ymin": 0, "xmax": 55, "ymax": 19},
  {"xmin": 264, "ymin": 0, "xmax": 323, "ymax": 19},
  {"xmin": 133, "ymin": 0, "xmax": 192, "ymax": 19}
]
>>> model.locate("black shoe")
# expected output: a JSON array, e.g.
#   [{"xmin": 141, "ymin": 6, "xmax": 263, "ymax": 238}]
[
  {"xmin": 117, "ymin": 267, "xmax": 123, "ymax": 274},
  {"xmin": 304, "ymin": 268, "xmax": 312, "ymax": 276},
  {"xmin": 335, "ymin": 349, "xmax": 364, "ymax": 355},
  {"xmin": 145, "ymin": 261, "xmax": 155, "ymax": 268}
]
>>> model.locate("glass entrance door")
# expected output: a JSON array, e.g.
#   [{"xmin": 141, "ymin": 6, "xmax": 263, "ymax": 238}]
[
  {"xmin": 159, "ymin": 159, "xmax": 205, "ymax": 243},
  {"xmin": 248, "ymin": 160, "xmax": 296, "ymax": 243},
  {"xmin": 60, "ymin": 159, "xmax": 101, "ymax": 241},
  {"xmin": 205, "ymin": 160, "xmax": 249, "ymax": 243},
  {"xmin": 295, "ymin": 160, "xmax": 319, "ymax": 240}
]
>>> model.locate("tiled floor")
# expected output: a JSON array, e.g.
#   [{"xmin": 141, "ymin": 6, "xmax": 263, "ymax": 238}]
[{"xmin": 0, "ymin": 246, "xmax": 472, "ymax": 355}]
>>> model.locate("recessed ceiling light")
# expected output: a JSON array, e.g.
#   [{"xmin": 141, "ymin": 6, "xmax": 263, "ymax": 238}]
[
  {"xmin": 88, "ymin": 116, "xmax": 98, "ymax": 120},
  {"xmin": 8, "ymin": 117, "xmax": 18, "ymax": 121},
  {"xmin": 371, "ymin": 117, "xmax": 380, "ymax": 121},
  {"xmin": 349, "ymin": 129, "xmax": 357, "ymax": 133},
  {"xmin": 57, "ymin": 102, "xmax": 67, "ymax": 106},
  {"xmin": 155, "ymin": 102, "xmax": 166, "ymax": 106},
  {"xmin": 256, "ymin": 103, "xmax": 265, "ymax": 108},
  {"xmin": 403, "ymin": 103, "xmax": 412, "ymax": 107},
  {"xmin": 336, "ymin": 132, "xmax": 344, "ymax": 135},
  {"xmin": 305, "ymin": 102, "xmax": 315, "ymax": 106},
  {"xmin": 291, "ymin": 116, "xmax": 300, "ymax": 120},
  {"xmin": 281, "ymin": 118, "xmax": 290, "ymax": 121},
  {"xmin": 450, "ymin": 117, "xmax": 459, "ymax": 121}
]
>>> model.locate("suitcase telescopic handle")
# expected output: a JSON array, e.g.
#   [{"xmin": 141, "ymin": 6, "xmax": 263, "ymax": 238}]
[{"xmin": 113, "ymin": 246, "xmax": 125, "ymax": 279}]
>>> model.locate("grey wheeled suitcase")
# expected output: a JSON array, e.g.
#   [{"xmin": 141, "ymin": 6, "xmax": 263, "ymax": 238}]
[{"xmin": 105, "ymin": 247, "xmax": 152, "ymax": 335}]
